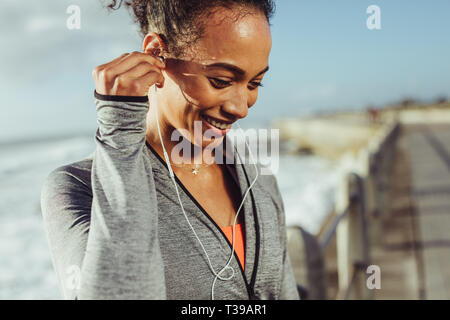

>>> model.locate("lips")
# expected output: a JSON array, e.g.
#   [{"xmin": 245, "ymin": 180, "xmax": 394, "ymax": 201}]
[
  {"xmin": 200, "ymin": 114, "xmax": 232, "ymax": 136},
  {"xmin": 201, "ymin": 114, "xmax": 232, "ymax": 130}
]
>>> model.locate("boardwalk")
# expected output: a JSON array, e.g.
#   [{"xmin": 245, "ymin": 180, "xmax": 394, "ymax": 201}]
[{"xmin": 373, "ymin": 123, "xmax": 450, "ymax": 299}]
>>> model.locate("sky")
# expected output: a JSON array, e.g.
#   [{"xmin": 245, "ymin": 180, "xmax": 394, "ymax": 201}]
[{"xmin": 0, "ymin": 0, "xmax": 449, "ymax": 143}]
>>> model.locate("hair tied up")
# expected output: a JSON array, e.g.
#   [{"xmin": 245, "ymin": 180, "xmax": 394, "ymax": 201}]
[{"xmin": 104, "ymin": 0, "xmax": 275, "ymax": 58}]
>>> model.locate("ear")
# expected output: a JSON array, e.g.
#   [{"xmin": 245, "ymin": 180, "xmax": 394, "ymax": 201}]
[{"xmin": 142, "ymin": 32, "xmax": 166, "ymax": 58}]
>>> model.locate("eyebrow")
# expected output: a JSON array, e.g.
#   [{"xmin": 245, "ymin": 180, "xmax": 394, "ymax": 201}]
[{"xmin": 204, "ymin": 62, "xmax": 269, "ymax": 78}]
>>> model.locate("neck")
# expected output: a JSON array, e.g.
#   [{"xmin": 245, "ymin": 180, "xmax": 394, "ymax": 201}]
[{"xmin": 145, "ymin": 105, "xmax": 218, "ymax": 167}]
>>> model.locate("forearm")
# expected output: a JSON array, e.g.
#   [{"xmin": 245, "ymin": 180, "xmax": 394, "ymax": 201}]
[{"xmin": 78, "ymin": 93, "xmax": 166, "ymax": 299}]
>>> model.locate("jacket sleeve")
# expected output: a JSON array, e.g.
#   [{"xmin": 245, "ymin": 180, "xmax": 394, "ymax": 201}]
[
  {"xmin": 279, "ymin": 233, "xmax": 301, "ymax": 300},
  {"xmin": 269, "ymin": 174, "xmax": 300, "ymax": 300},
  {"xmin": 40, "ymin": 93, "xmax": 166, "ymax": 299}
]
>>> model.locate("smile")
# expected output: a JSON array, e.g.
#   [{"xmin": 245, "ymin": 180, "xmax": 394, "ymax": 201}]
[{"xmin": 201, "ymin": 115, "xmax": 232, "ymax": 130}]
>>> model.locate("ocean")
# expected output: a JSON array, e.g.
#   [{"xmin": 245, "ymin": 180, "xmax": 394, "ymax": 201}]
[{"xmin": 0, "ymin": 134, "xmax": 338, "ymax": 299}]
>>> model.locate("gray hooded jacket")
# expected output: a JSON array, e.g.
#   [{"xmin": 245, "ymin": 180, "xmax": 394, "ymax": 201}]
[{"xmin": 40, "ymin": 92, "xmax": 300, "ymax": 300}]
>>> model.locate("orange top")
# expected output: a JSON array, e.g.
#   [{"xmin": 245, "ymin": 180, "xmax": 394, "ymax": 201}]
[{"xmin": 220, "ymin": 223, "xmax": 245, "ymax": 270}]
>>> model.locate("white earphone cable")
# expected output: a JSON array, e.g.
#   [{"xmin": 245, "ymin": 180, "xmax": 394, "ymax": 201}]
[{"xmin": 151, "ymin": 84, "xmax": 259, "ymax": 300}]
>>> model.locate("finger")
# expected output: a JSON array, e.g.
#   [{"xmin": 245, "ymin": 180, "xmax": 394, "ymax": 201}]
[
  {"xmin": 92, "ymin": 54, "xmax": 130, "ymax": 94},
  {"xmin": 99, "ymin": 52, "xmax": 165, "ymax": 91},
  {"xmin": 112, "ymin": 69, "xmax": 164, "ymax": 96},
  {"xmin": 93, "ymin": 53, "xmax": 129, "ymax": 75},
  {"xmin": 120, "ymin": 62, "xmax": 160, "ymax": 79},
  {"xmin": 107, "ymin": 51, "xmax": 165, "ymax": 77}
]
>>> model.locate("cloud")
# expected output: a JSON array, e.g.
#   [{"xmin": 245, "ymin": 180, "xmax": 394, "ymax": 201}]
[
  {"xmin": 0, "ymin": 0, "xmax": 145, "ymax": 139},
  {"xmin": 0, "ymin": 1, "xmax": 141, "ymax": 86}
]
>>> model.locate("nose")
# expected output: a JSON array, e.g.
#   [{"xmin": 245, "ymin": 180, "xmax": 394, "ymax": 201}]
[{"xmin": 221, "ymin": 87, "xmax": 249, "ymax": 120}]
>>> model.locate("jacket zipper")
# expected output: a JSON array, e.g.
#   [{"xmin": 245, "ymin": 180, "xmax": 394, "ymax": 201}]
[{"xmin": 145, "ymin": 141, "xmax": 259, "ymax": 299}]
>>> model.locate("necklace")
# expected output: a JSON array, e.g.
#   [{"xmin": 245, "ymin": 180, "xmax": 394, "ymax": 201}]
[{"xmin": 169, "ymin": 161, "xmax": 215, "ymax": 175}]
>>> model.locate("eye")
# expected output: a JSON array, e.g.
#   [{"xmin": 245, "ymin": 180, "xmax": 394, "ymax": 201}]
[
  {"xmin": 208, "ymin": 77, "xmax": 232, "ymax": 89},
  {"xmin": 248, "ymin": 81, "xmax": 264, "ymax": 91}
]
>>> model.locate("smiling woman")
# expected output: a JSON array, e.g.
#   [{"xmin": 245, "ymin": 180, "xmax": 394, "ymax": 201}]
[{"xmin": 40, "ymin": 0, "xmax": 300, "ymax": 300}]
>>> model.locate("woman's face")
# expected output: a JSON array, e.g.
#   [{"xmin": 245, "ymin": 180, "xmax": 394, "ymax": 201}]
[{"xmin": 156, "ymin": 7, "xmax": 272, "ymax": 149}]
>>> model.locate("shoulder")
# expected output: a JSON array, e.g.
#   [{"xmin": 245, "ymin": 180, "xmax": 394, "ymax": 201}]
[
  {"xmin": 43, "ymin": 157, "xmax": 93, "ymax": 194},
  {"xmin": 41, "ymin": 156, "xmax": 94, "ymax": 219}
]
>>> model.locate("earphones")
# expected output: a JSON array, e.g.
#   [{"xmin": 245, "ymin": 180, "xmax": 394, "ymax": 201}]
[{"xmin": 149, "ymin": 81, "xmax": 259, "ymax": 300}]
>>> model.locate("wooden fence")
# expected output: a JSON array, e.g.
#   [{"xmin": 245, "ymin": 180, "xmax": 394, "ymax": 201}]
[{"xmin": 288, "ymin": 120, "xmax": 400, "ymax": 299}]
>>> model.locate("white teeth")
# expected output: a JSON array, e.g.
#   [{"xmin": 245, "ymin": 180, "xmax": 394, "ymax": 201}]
[{"xmin": 203, "ymin": 115, "xmax": 231, "ymax": 130}]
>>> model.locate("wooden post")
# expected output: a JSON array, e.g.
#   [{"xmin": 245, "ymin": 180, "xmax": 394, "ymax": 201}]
[
  {"xmin": 331, "ymin": 122, "xmax": 400, "ymax": 300},
  {"xmin": 335, "ymin": 173, "xmax": 351, "ymax": 298},
  {"xmin": 336, "ymin": 149, "xmax": 372, "ymax": 300}
]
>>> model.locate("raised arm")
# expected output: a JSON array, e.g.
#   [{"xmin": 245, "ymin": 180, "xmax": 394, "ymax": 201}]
[{"xmin": 41, "ymin": 52, "xmax": 167, "ymax": 299}]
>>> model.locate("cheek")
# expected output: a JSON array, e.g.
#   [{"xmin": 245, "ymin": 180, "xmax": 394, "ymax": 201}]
[{"xmin": 175, "ymin": 76, "xmax": 222, "ymax": 110}]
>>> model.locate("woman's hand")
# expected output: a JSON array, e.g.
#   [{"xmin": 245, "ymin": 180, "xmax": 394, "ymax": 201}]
[{"xmin": 92, "ymin": 51, "xmax": 166, "ymax": 96}]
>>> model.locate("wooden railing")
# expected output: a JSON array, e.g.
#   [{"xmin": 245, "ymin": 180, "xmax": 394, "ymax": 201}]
[
  {"xmin": 319, "ymin": 120, "xmax": 400, "ymax": 299},
  {"xmin": 288, "ymin": 120, "xmax": 400, "ymax": 299}
]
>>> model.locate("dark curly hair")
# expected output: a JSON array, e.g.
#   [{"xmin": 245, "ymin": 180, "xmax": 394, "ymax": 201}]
[{"xmin": 105, "ymin": 0, "xmax": 275, "ymax": 58}]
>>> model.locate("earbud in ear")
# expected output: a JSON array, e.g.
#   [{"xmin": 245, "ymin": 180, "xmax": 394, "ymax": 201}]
[
  {"xmin": 150, "ymin": 49, "xmax": 165, "ymax": 63},
  {"xmin": 151, "ymin": 48, "xmax": 161, "ymax": 56}
]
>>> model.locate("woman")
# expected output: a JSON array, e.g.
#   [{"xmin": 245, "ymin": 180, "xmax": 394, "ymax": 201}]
[{"xmin": 41, "ymin": 0, "xmax": 299, "ymax": 300}]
